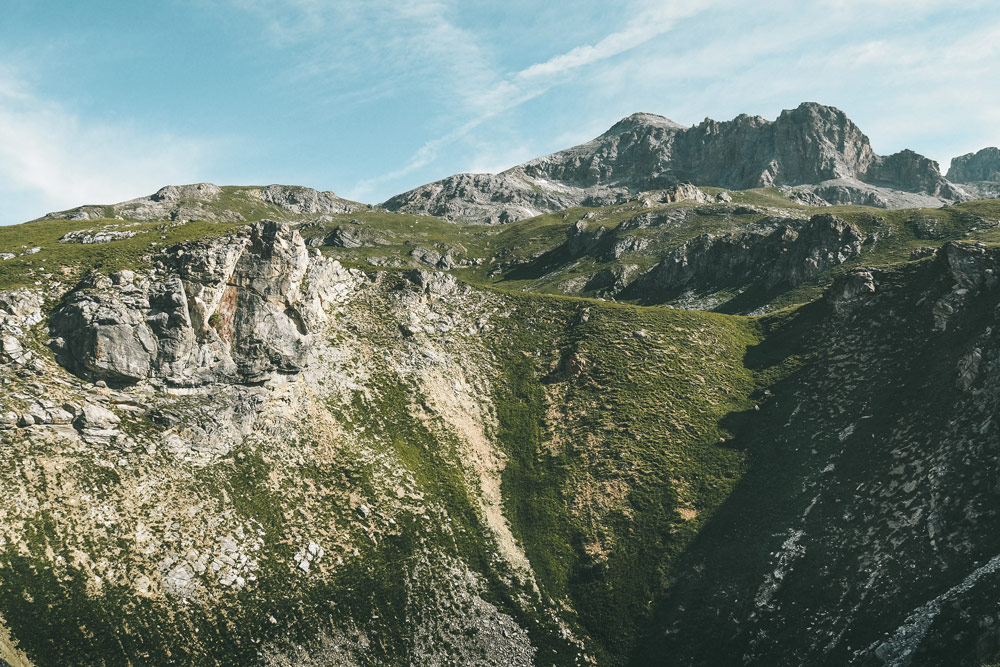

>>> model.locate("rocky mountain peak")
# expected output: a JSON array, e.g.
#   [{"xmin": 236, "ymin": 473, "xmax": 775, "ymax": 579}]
[{"xmin": 779, "ymin": 100, "xmax": 856, "ymax": 126}]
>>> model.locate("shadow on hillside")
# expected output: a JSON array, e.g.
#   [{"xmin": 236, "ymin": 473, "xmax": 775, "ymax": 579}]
[
  {"xmin": 627, "ymin": 299, "xmax": 829, "ymax": 666},
  {"xmin": 500, "ymin": 245, "xmax": 578, "ymax": 282}
]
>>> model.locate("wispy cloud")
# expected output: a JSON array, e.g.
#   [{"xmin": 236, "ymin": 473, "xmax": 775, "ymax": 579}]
[
  {"xmin": 514, "ymin": 2, "xmax": 709, "ymax": 82},
  {"xmin": 0, "ymin": 68, "xmax": 213, "ymax": 224},
  {"xmin": 229, "ymin": 0, "xmax": 497, "ymax": 115},
  {"xmin": 566, "ymin": 0, "xmax": 1000, "ymax": 171},
  {"xmin": 345, "ymin": 0, "xmax": 712, "ymax": 201}
]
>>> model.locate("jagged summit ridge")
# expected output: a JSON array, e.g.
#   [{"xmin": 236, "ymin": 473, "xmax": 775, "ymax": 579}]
[
  {"xmin": 381, "ymin": 102, "xmax": 966, "ymax": 224},
  {"xmin": 948, "ymin": 147, "xmax": 1000, "ymax": 199}
]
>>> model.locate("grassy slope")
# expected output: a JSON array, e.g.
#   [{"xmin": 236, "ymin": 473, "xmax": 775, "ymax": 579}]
[
  {"xmin": 0, "ymin": 263, "xmax": 760, "ymax": 666},
  {"xmin": 300, "ymin": 191, "xmax": 1000, "ymax": 312},
  {"xmin": 488, "ymin": 292, "xmax": 760, "ymax": 663},
  {"xmin": 0, "ymin": 184, "xmax": 354, "ymax": 290}
]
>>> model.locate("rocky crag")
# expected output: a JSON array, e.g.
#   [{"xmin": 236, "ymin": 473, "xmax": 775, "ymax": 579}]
[
  {"xmin": 3, "ymin": 202, "xmax": 1000, "ymax": 665},
  {"xmin": 5, "ymin": 211, "xmax": 1000, "ymax": 666},
  {"xmin": 948, "ymin": 147, "xmax": 1000, "ymax": 200},
  {"xmin": 381, "ymin": 103, "xmax": 966, "ymax": 224},
  {"xmin": 0, "ymin": 220, "xmax": 765, "ymax": 665}
]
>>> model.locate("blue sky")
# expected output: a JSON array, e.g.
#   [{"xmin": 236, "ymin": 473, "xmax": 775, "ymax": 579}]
[{"xmin": 0, "ymin": 0, "xmax": 998, "ymax": 225}]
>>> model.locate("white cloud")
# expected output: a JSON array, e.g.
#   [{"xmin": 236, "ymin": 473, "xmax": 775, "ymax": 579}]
[{"xmin": 0, "ymin": 69, "xmax": 213, "ymax": 224}]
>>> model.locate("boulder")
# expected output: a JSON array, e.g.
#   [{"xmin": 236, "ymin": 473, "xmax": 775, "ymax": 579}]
[
  {"xmin": 825, "ymin": 270, "xmax": 877, "ymax": 314},
  {"xmin": 75, "ymin": 404, "xmax": 121, "ymax": 431}
]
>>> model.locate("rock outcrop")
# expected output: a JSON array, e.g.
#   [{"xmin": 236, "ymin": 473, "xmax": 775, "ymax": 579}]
[
  {"xmin": 50, "ymin": 220, "xmax": 360, "ymax": 386},
  {"xmin": 640, "ymin": 242, "xmax": 1000, "ymax": 667},
  {"xmin": 627, "ymin": 213, "xmax": 864, "ymax": 304},
  {"xmin": 382, "ymin": 103, "xmax": 964, "ymax": 224},
  {"xmin": 947, "ymin": 147, "xmax": 1000, "ymax": 199},
  {"xmin": 6, "ymin": 206, "xmax": 1000, "ymax": 665},
  {"xmin": 0, "ymin": 288, "xmax": 43, "ymax": 366}
]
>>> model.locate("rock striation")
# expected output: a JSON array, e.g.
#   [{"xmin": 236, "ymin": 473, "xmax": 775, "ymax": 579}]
[
  {"xmin": 641, "ymin": 241, "xmax": 1000, "ymax": 666},
  {"xmin": 382, "ymin": 103, "xmax": 965, "ymax": 223}
]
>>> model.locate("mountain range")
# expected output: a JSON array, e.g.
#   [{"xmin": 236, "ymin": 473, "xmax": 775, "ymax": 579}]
[
  {"xmin": 382, "ymin": 102, "xmax": 986, "ymax": 224},
  {"xmin": 1, "ymin": 103, "xmax": 1000, "ymax": 666}
]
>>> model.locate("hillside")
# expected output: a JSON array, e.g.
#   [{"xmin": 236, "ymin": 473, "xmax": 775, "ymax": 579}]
[
  {"xmin": 3, "ymin": 165, "xmax": 1000, "ymax": 663},
  {"xmin": 1, "ymin": 220, "xmax": 759, "ymax": 665},
  {"xmin": 16, "ymin": 183, "xmax": 1000, "ymax": 317}
]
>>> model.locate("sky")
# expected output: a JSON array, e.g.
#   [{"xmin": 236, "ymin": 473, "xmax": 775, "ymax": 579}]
[{"xmin": 0, "ymin": 0, "xmax": 998, "ymax": 226}]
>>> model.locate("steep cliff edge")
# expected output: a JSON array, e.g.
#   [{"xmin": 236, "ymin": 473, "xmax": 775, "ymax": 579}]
[{"xmin": 948, "ymin": 147, "xmax": 1000, "ymax": 184}]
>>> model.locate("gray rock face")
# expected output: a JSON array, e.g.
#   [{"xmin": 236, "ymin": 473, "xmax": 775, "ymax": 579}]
[
  {"xmin": 382, "ymin": 172, "xmax": 599, "ymax": 226},
  {"xmin": 947, "ymin": 147, "xmax": 1000, "ymax": 183},
  {"xmin": 584, "ymin": 264, "xmax": 639, "ymax": 296},
  {"xmin": 565, "ymin": 220, "xmax": 608, "ymax": 257},
  {"xmin": 50, "ymin": 221, "xmax": 361, "ymax": 386},
  {"xmin": 868, "ymin": 149, "xmax": 963, "ymax": 198},
  {"xmin": 405, "ymin": 269, "xmax": 459, "ymax": 296},
  {"xmin": 75, "ymin": 403, "xmax": 120, "ymax": 431},
  {"xmin": 826, "ymin": 269, "xmax": 877, "ymax": 315},
  {"xmin": 321, "ymin": 225, "xmax": 388, "ymax": 249},
  {"xmin": 409, "ymin": 246, "xmax": 454, "ymax": 270},
  {"xmin": 382, "ymin": 103, "xmax": 964, "ymax": 224},
  {"xmin": 629, "ymin": 213, "xmax": 864, "ymax": 302},
  {"xmin": 643, "ymin": 183, "xmax": 711, "ymax": 206},
  {"xmin": 931, "ymin": 242, "xmax": 999, "ymax": 332},
  {"xmin": 59, "ymin": 228, "xmax": 144, "ymax": 244}
]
